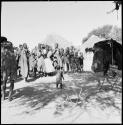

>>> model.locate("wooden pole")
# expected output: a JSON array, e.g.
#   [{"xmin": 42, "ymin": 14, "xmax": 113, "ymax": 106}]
[
  {"xmin": 117, "ymin": 10, "xmax": 118, "ymax": 20},
  {"xmin": 112, "ymin": 42, "xmax": 113, "ymax": 65}
]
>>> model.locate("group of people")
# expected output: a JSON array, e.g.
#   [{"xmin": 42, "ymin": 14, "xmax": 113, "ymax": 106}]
[{"xmin": 14, "ymin": 42, "xmax": 84, "ymax": 82}]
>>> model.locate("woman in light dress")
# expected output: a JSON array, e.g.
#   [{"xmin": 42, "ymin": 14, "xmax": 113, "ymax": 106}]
[{"xmin": 44, "ymin": 47, "xmax": 55, "ymax": 75}]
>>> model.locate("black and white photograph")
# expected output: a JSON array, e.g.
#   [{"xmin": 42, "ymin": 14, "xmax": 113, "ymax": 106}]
[{"xmin": 1, "ymin": 1, "xmax": 122, "ymax": 124}]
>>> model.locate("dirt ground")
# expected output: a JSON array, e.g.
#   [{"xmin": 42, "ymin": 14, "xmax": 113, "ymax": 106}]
[{"xmin": 1, "ymin": 72, "xmax": 122, "ymax": 124}]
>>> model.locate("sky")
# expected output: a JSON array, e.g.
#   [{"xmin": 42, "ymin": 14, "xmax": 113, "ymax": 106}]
[{"xmin": 1, "ymin": 1, "xmax": 122, "ymax": 50}]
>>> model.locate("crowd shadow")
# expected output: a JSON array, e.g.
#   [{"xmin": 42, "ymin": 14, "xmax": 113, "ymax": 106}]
[
  {"xmin": 3, "ymin": 71, "xmax": 121, "ymax": 119},
  {"xmin": 11, "ymin": 78, "xmax": 121, "ymax": 117},
  {"xmin": 26, "ymin": 75, "xmax": 41, "ymax": 83},
  {"xmin": 56, "ymin": 72, "xmax": 122, "ymax": 116},
  {"xmin": 67, "ymin": 71, "xmax": 122, "ymax": 91},
  {"xmin": 14, "ymin": 73, "xmax": 46, "ymax": 83},
  {"xmin": 14, "ymin": 77, "xmax": 23, "ymax": 83},
  {"xmin": 12, "ymin": 83, "xmax": 66, "ymax": 112}
]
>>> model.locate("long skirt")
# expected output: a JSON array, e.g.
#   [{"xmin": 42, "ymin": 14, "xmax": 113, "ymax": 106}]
[
  {"xmin": 29, "ymin": 56, "xmax": 37, "ymax": 71},
  {"xmin": 37, "ymin": 56, "xmax": 45, "ymax": 72},
  {"xmin": 20, "ymin": 55, "xmax": 29, "ymax": 78},
  {"xmin": 64, "ymin": 63, "xmax": 67, "ymax": 72},
  {"xmin": 44, "ymin": 58, "xmax": 55, "ymax": 73}
]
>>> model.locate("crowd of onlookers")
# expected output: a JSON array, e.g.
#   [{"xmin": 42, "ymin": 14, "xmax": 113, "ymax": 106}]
[
  {"xmin": 1, "ymin": 38, "xmax": 84, "ymax": 100},
  {"xmin": 2, "ymin": 36, "xmax": 122, "ymax": 101},
  {"xmin": 14, "ymin": 42, "xmax": 84, "ymax": 82}
]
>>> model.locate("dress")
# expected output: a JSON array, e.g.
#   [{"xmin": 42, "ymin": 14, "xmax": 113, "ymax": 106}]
[
  {"xmin": 36, "ymin": 49, "xmax": 45, "ymax": 72},
  {"xmin": 44, "ymin": 57, "xmax": 55, "ymax": 73},
  {"xmin": 29, "ymin": 55, "xmax": 37, "ymax": 71},
  {"xmin": 64, "ymin": 55, "xmax": 69, "ymax": 72},
  {"xmin": 20, "ymin": 49, "xmax": 29, "ymax": 78}
]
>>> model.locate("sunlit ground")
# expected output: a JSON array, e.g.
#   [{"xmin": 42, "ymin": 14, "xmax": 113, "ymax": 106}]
[{"xmin": 1, "ymin": 71, "xmax": 122, "ymax": 124}]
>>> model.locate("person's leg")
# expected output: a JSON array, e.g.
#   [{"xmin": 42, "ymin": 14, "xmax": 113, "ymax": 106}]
[
  {"xmin": 56, "ymin": 83, "xmax": 58, "ymax": 88},
  {"xmin": 8, "ymin": 79, "xmax": 14, "ymax": 101},
  {"xmin": 1, "ymin": 72, "xmax": 7, "ymax": 101},
  {"xmin": 60, "ymin": 83, "xmax": 62, "ymax": 89},
  {"xmin": 34, "ymin": 67, "xmax": 37, "ymax": 78}
]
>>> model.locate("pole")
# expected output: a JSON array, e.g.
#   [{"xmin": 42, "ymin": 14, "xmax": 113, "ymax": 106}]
[
  {"xmin": 112, "ymin": 41, "xmax": 113, "ymax": 65},
  {"xmin": 117, "ymin": 10, "xmax": 118, "ymax": 20}
]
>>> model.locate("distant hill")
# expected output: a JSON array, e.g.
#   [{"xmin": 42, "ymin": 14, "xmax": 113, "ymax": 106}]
[{"xmin": 44, "ymin": 34, "xmax": 73, "ymax": 49}]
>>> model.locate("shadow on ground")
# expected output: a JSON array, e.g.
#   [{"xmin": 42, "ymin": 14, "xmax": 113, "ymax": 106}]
[
  {"xmin": 11, "ymin": 77, "xmax": 121, "ymax": 117},
  {"xmin": 3, "ymin": 72, "xmax": 121, "ymax": 119}
]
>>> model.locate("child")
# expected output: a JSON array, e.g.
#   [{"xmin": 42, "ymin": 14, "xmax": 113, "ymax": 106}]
[{"xmin": 56, "ymin": 66, "xmax": 64, "ymax": 89}]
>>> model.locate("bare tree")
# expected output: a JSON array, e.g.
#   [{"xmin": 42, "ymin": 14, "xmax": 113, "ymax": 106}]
[{"xmin": 107, "ymin": 1, "xmax": 122, "ymax": 20}]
